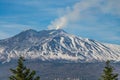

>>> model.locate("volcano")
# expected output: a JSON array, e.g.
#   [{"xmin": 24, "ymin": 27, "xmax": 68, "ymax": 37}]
[{"xmin": 0, "ymin": 29, "xmax": 120, "ymax": 63}]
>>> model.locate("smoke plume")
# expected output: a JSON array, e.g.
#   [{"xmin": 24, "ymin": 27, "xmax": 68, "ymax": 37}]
[
  {"xmin": 48, "ymin": 16, "xmax": 67, "ymax": 30},
  {"xmin": 47, "ymin": 0, "xmax": 99, "ymax": 30},
  {"xmin": 48, "ymin": 0, "xmax": 118, "ymax": 30}
]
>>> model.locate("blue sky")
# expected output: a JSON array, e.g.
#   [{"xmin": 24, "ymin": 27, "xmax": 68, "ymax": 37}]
[{"xmin": 0, "ymin": 0, "xmax": 120, "ymax": 45}]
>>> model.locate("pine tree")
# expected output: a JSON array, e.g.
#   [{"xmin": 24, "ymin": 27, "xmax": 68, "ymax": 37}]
[
  {"xmin": 9, "ymin": 57, "xmax": 40, "ymax": 80},
  {"xmin": 100, "ymin": 60, "xmax": 118, "ymax": 80}
]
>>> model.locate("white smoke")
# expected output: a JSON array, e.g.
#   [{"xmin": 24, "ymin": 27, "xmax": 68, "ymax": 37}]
[
  {"xmin": 48, "ymin": 0, "xmax": 119, "ymax": 30},
  {"xmin": 48, "ymin": 16, "xmax": 67, "ymax": 30},
  {"xmin": 47, "ymin": 0, "xmax": 99, "ymax": 30}
]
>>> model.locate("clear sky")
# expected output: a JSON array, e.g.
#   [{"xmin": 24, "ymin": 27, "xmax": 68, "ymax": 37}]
[{"xmin": 0, "ymin": 0, "xmax": 120, "ymax": 45}]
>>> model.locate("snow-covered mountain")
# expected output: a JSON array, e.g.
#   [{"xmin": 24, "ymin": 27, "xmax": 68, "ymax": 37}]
[{"xmin": 0, "ymin": 29, "xmax": 120, "ymax": 63}]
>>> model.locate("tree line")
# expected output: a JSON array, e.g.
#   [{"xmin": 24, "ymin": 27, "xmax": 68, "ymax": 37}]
[{"xmin": 9, "ymin": 57, "xmax": 118, "ymax": 80}]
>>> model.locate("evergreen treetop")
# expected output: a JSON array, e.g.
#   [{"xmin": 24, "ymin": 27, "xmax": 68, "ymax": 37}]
[
  {"xmin": 9, "ymin": 57, "xmax": 40, "ymax": 80},
  {"xmin": 100, "ymin": 60, "xmax": 118, "ymax": 80}
]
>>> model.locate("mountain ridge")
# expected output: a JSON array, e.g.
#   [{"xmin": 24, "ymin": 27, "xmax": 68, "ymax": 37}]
[{"xmin": 0, "ymin": 29, "xmax": 120, "ymax": 63}]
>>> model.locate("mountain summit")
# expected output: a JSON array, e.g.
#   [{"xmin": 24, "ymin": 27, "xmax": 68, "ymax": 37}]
[{"xmin": 0, "ymin": 29, "xmax": 120, "ymax": 63}]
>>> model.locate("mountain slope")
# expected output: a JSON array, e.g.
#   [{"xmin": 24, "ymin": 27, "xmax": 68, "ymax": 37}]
[{"xmin": 0, "ymin": 29, "xmax": 120, "ymax": 63}]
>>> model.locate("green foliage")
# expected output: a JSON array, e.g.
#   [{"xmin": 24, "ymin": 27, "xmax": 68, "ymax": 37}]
[
  {"xmin": 9, "ymin": 57, "xmax": 40, "ymax": 80},
  {"xmin": 100, "ymin": 60, "xmax": 118, "ymax": 80}
]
